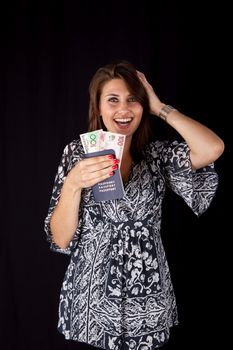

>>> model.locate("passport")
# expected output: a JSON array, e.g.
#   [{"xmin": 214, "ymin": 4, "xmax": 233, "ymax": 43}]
[{"xmin": 83, "ymin": 149, "xmax": 125, "ymax": 202}]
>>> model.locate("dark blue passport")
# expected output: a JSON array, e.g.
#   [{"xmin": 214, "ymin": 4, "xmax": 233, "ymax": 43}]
[{"xmin": 83, "ymin": 149, "xmax": 125, "ymax": 202}]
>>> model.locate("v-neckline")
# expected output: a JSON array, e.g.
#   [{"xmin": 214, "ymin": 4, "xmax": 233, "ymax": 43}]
[{"xmin": 122, "ymin": 161, "xmax": 137, "ymax": 190}]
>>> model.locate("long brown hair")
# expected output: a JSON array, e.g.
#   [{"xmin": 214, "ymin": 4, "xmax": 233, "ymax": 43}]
[{"xmin": 88, "ymin": 60, "xmax": 151, "ymax": 162}]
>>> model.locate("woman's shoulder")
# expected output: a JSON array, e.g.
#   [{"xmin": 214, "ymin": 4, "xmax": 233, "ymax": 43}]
[
  {"xmin": 62, "ymin": 138, "xmax": 84, "ymax": 156},
  {"xmin": 59, "ymin": 138, "xmax": 84, "ymax": 171}
]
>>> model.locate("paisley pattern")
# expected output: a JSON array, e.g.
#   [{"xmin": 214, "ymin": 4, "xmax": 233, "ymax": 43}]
[{"xmin": 44, "ymin": 139, "xmax": 218, "ymax": 349}]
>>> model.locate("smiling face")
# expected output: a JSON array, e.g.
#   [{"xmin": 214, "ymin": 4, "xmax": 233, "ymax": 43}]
[{"xmin": 99, "ymin": 79, "xmax": 144, "ymax": 141}]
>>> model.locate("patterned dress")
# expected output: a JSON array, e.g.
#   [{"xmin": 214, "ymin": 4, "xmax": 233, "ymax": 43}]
[{"xmin": 44, "ymin": 139, "xmax": 218, "ymax": 350}]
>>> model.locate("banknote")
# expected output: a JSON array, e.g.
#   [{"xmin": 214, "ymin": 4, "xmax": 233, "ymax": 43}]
[
  {"xmin": 101, "ymin": 131, "xmax": 125, "ymax": 165},
  {"xmin": 80, "ymin": 129, "xmax": 103, "ymax": 153},
  {"xmin": 80, "ymin": 129, "xmax": 125, "ymax": 164}
]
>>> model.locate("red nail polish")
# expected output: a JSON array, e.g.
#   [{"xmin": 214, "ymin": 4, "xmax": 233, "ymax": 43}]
[
  {"xmin": 107, "ymin": 154, "xmax": 114, "ymax": 159},
  {"xmin": 109, "ymin": 171, "xmax": 114, "ymax": 176}
]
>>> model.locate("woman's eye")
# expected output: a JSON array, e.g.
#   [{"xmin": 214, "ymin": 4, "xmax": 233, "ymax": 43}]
[
  {"xmin": 128, "ymin": 96, "xmax": 137, "ymax": 102},
  {"xmin": 108, "ymin": 97, "xmax": 118, "ymax": 102},
  {"xmin": 107, "ymin": 96, "xmax": 137, "ymax": 103}
]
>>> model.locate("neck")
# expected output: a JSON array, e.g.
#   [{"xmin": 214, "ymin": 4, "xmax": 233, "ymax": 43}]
[{"xmin": 122, "ymin": 135, "xmax": 132, "ymax": 158}]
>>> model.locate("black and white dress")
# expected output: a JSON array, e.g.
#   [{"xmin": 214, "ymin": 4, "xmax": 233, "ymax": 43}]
[{"xmin": 44, "ymin": 139, "xmax": 218, "ymax": 350}]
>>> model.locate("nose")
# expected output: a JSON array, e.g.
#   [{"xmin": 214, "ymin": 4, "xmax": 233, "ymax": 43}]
[
  {"xmin": 115, "ymin": 109, "xmax": 132, "ymax": 118},
  {"xmin": 118, "ymin": 99, "xmax": 131, "ymax": 110},
  {"xmin": 115, "ymin": 101, "xmax": 131, "ymax": 116}
]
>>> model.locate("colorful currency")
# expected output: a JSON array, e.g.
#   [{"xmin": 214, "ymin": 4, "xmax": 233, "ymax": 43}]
[
  {"xmin": 80, "ymin": 129, "xmax": 103, "ymax": 153},
  {"xmin": 80, "ymin": 129, "xmax": 125, "ymax": 164},
  {"xmin": 101, "ymin": 131, "xmax": 125, "ymax": 165}
]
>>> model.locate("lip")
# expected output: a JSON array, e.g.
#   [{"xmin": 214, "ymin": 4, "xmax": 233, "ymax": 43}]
[
  {"xmin": 114, "ymin": 122, "xmax": 131, "ymax": 130},
  {"xmin": 113, "ymin": 117, "xmax": 133, "ymax": 130},
  {"xmin": 113, "ymin": 117, "xmax": 133, "ymax": 123}
]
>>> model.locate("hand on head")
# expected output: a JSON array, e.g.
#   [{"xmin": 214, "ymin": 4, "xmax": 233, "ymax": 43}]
[{"xmin": 136, "ymin": 70, "xmax": 163, "ymax": 116}]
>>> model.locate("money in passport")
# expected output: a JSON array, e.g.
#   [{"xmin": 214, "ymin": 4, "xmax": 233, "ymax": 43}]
[{"xmin": 80, "ymin": 129, "xmax": 126, "ymax": 201}]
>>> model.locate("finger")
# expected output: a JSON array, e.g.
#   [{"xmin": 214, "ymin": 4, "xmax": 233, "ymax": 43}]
[
  {"xmin": 136, "ymin": 70, "xmax": 145, "ymax": 79},
  {"xmin": 79, "ymin": 157, "xmax": 119, "ymax": 173},
  {"xmin": 85, "ymin": 161, "xmax": 118, "ymax": 179},
  {"xmin": 81, "ymin": 167, "xmax": 115, "ymax": 188},
  {"xmin": 89, "ymin": 159, "xmax": 119, "ymax": 173},
  {"xmin": 89, "ymin": 171, "xmax": 114, "ymax": 187},
  {"xmin": 82, "ymin": 154, "xmax": 115, "ymax": 166},
  {"xmin": 78, "ymin": 158, "xmax": 117, "ymax": 180}
]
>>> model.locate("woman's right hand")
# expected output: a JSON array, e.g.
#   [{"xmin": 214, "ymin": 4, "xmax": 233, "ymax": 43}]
[
  {"xmin": 65, "ymin": 155, "xmax": 118, "ymax": 190},
  {"xmin": 137, "ymin": 70, "xmax": 164, "ymax": 116}
]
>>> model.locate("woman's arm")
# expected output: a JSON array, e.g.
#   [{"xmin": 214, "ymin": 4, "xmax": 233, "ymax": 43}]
[
  {"xmin": 137, "ymin": 71, "xmax": 225, "ymax": 170},
  {"xmin": 50, "ymin": 155, "xmax": 116, "ymax": 248},
  {"xmin": 160, "ymin": 109, "xmax": 224, "ymax": 169},
  {"xmin": 50, "ymin": 178, "xmax": 82, "ymax": 249}
]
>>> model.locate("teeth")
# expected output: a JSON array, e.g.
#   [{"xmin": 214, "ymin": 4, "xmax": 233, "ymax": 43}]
[{"xmin": 114, "ymin": 118, "xmax": 132, "ymax": 122}]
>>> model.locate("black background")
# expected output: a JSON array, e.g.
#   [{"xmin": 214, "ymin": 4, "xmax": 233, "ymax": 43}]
[{"xmin": 0, "ymin": 1, "xmax": 230, "ymax": 349}]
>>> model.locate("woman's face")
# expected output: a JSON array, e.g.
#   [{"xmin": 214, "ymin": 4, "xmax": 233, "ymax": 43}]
[{"xmin": 99, "ymin": 78, "xmax": 143, "ymax": 139}]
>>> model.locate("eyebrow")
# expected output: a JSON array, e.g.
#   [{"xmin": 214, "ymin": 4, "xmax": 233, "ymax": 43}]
[
  {"xmin": 104, "ymin": 93, "xmax": 133, "ymax": 97},
  {"xmin": 105, "ymin": 93, "xmax": 119, "ymax": 97}
]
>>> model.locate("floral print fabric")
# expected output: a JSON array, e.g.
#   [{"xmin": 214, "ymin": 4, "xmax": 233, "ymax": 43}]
[{"xmin": 44, "ymin": 139, "xmax": 218, "ymax": 350}]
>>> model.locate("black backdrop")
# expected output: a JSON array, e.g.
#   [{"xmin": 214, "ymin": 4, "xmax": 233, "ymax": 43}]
[{"xmin": 0, "ymin": 1, "xmax": 230, "ymax": 350}]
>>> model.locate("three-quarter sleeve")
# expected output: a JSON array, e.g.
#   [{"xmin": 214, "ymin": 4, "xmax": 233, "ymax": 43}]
[
  {"xmin": 147, "ymin": 140, "xmax": 219, "ymax": 216},
  {"xmin": 44, "ymin": 140, "xmax": 83, "ymax": 255}
]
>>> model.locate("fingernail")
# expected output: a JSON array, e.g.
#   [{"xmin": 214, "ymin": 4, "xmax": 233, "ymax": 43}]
[
  {"xmin": 109, "ymin": 171, "xmax": 114, "ymax": 176},
  {"xmin": 107, "ymin": 154, "xmax": 114, "ymax": 159}
]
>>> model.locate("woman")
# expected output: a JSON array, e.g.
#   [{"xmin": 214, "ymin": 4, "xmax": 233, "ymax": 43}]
[{"xmin": 44, "ymin": 60, "xmax": 224, "ymax": 349}]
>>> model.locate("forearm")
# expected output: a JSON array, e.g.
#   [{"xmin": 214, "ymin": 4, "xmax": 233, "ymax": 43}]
[
  {"xmin": 50, "ymin": 178, "xmax": 82, "ymax": 249},
  {"xmin": 164, "ymin": 109, "xmax": 225, "ymax": 169},
  {"xmin": 136, "ymin": 71, "xmax": 224, "ymax": 169}
]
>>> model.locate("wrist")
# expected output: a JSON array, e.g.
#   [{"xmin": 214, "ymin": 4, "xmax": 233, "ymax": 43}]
[
  {"xmin": 158, "ymin": 104, "xmax": 177, "ymax": 122},
  {"xmin": 150, "ymin": 102, "xmax": 165, "ymax": 116},
  {"xmin": 63, "ymin": 176, "xmax": 82, "ymax": 195}
]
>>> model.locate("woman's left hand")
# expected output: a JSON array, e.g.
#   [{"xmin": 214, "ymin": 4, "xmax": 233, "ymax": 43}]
[{"xmin": 137, "ymin": 70, "xmax": 164, "ymax": 116}]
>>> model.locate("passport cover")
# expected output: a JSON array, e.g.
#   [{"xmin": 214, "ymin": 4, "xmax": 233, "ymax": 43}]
[{"xmin": 83, "ymin": 149, "xmax": 125, "ymax": 201}]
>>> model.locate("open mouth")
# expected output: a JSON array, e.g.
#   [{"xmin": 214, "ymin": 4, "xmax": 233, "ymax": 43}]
[{"xmin": 113, "ymin": 117, "xmax": 133, "ymax": 126}]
